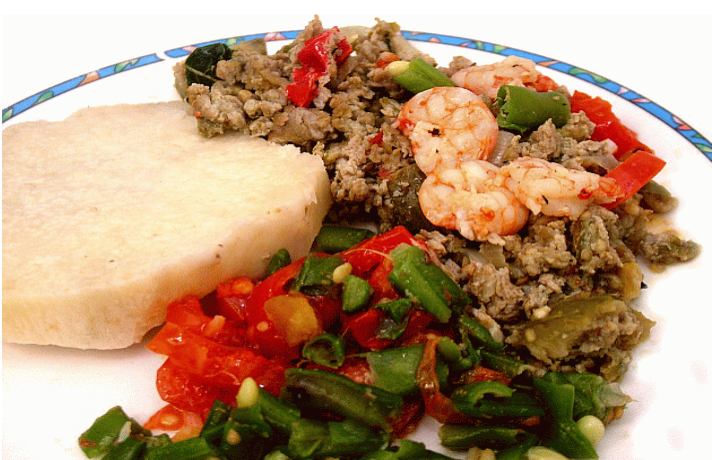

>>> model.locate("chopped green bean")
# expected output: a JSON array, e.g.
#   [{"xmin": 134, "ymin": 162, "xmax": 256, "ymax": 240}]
[
  {"xmin": 386, "ymin": 58, "xmax": 455, "ymax": 93},
  {"xmin": 438, "ymin": 424, "xmax": 528, "ymax": 451},
  {"xmin": 287, "ymin": 418, "xmax": 389, "ymax": 460},
  {"xmin": 283, "ymin": 368, "xmax": 403, "ymax": 431},
  {"xmin": 302, "ymin": 333, "xmax": 346, "ymax": 369},
  {"xmin": 102, "ymin": 437, "xmax": 146, "ymax": 460},
  {"xmin": 315, "ymin": 225, "xmax": 376, "ymax": 253},
  {"xmin": 78, "ymin": 406, "xmax": 150, "ymax": 458},
  {"xmin": 291, "ymin": 254, "xmax": 344, "ymax": 295},
  {"xmin": 144, "ymin": 437, "xmax": 219, "ymax": 460},
  {"xmin": 366, "ymin": 343, "xmax": 426, "ymax": 395},
  {"xmin": 341, "ymin": 274, "xmax": 374, "ymax": 313},
  {"xmin": 495, "ymin": 85, "xmax": 571, "ymax": 132},
  {"xmin": 266, "ymin": 248, "xmax": 292, "ymax": 275}
]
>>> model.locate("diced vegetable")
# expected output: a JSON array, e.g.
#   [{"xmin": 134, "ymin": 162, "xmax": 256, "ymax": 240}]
[
  {"xmin": 184, "ymin": 42, "xmax": 232, "ymax": 87},
  {"xmin": 301, "ymin": 333, "xmax": 346, "ymax": 368},
  {"xmin": 570, "ymin": 90, "xmax": 652, "ymax": 159},
  {"xmin": 79, "ymin": 406, "xmax": 150, "ymax": 458},
  {"xmin": 341, "ymin": 274, "xmax": 374, "ymax": 312},
  {"xmin": 282, "ymin": 368, "xmax": 404, "ymax": 431},
  {"xmin": 385, "ymin": 58, "xmax": 456, "ymax": 93},
  {"xmin": 266, "ymin": 248, "xmax": 292, "ymax": 276},
  {"xmin": 315, "ymin": 225, "xmax": 376, "ymax": 253},
  {"xmin": 603, "ymin": 150, "xmax": 666, "ymax": 209},
  {"xmin": 495, "ymin": 85, "xmax": 571, "ymax": 132}
]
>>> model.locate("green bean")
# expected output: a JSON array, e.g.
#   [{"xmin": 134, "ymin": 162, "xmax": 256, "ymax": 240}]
[
  {"xmin": 438, "ymin": 424, "xmax": 528, "ymax": 451},
  {"xmin": 315, "ymin": 225, "xmax": 376, "ymax": 253},
  {"xmin": 459, "ymin": 317, "xmax": 504, "ymax": 351},
  {"xmin": 287, "ymin": 418, "xmax": 389, "ymax": 460},
  {"xmin": 266, "ymin": 248, "xmax": 292, "ymax": 275},
  {"xmin": 102, "ymin": 437, "xmax": 146, "ymax": 460},
  {"xmin": 283, "ymin": 368, "xmax": 403, "ymax": 431},
  {"xmin": 366, "ymin": 343, "xmax": 426, "ymax": 395},
  {"xmin": 253, "ymin": 387, "xmax": 301, "ymax": 435},
  {"xmin": 200, "ymin": 399, "xmax": 231, "ymax": 436},
  {"xmin": 78, "ymin": 406, "xmax": 150, "ymax": 458},
  {"xmin": 341, "ymin": 274, "xmax": 374, "ymax": 313},
  {"xmin": 386, "ymin": 58, "xmax": 455, "ymax": 93},
  {"xmin": 301, "ymin": 333, "xmax": 346, "ymax": 369},
  {"xmin": 479, "ymin": 349, "xmax": 536, "ymax": 378},
  {"xmin": 532, "ymin": 377, "xmax": 599, "ymax": 459},
  {"xmin": 144, "ymin": 437, "xmax": 219, "ymax": 460},
  {"xmin": 291, "ymin": 254, "xmax": 344, "ymax": 295},
  {"xmin": 495, "ymin": 85, "xmax": 571, "ymax": 132}
]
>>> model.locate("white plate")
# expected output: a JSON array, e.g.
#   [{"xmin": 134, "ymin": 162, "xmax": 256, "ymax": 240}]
[{"xmin": 3, "ymin": 25, "xmax": 712, "ymax": 460}]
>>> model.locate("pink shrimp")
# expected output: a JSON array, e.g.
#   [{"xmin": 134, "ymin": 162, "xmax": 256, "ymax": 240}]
[
  {"xmin": 418, "ymin": 160, "xmax": 530, "ymax": 244},
  {"xmin": 451, "ymin": 56, "xmax": 540, "ymax": 100},
  {"xmin": 494, "ymin": 157, "xmax": 624, "ymax": 218},
  {"xmin": 395, "ymin": 86, "xmax": 499, "ymax": 174}
]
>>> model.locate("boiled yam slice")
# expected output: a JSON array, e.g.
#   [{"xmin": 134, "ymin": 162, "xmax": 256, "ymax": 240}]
[{"xmin": 2, "ymin": 101, "xmax": 332, "ymax": 349}]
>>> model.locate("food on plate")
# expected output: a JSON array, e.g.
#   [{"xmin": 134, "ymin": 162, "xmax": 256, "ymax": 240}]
[
  {"xmin": 2, "ymin": 101, "xmax": 331, "ymax": 349},
  {"xmin": 74, "ymin": 15, "xmax": 700, "ymax": 460}
]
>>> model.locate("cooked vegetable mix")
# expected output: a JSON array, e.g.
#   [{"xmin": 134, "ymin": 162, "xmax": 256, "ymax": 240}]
[{"xmin": 81, "ymin": 15, "xmax": 701, "ymax": 460}]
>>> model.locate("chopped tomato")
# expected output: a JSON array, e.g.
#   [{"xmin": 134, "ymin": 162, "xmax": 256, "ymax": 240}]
[
  {"xmin": 341, "ymin": 226, "xmax": 423, "ymax": 278},
  {"xmin": 243, "ymin": 257, "xmax": 341, "ymax": 359},
  {"xmin": 570, "ymin": 90, "xmax": 652, "ymax": 159},
  {"xmin": 164, "ymin": 295, "xmax": 244, "ymax": 347},
  {"xmin": 344, "ymin": 309, "xmax": 435, "ymax": 351},
  {"xmin": 147, "ymin": 322, "xmax": 288, "ymax": 391},
  {"xmin": 214, "ymin": 277, "xmax": 255, "ymax": 326},
  {"xmin": 155, "ymin": 359, "xmax": 234, "ymax": 418},
  {"xmin": 416, "ymin": 335, "xmax": 473, "ymax": 424},
  {"xmin": 144, "ymin": 404, "xmax": 186, "ymax": 431},
  {"xmin": 603, "ymin": 150, "xmax": 666, "ymax": 209}
]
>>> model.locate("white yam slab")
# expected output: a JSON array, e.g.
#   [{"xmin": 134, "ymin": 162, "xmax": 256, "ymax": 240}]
[{"xmin": 2, "ymin": 101, "xmax": 332, "ymax": 349}]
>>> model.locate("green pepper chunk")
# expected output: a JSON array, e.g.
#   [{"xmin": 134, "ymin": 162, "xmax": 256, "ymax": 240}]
[
  {"xmin": 102, "ymin": 436, "xmax": 146, "ymax": 460},
  {"xmin": 496, "ymin": 85, "xmax": 571, "ymax": 132},
  {"xmin": 366, "ymin": 343, "xmax": 425, "ymax": 395},
  {"xmin": 315, "ymin": 225, "xmax": 376, "ymax": 253},
  {"xmin": 302, "ymin": 333, "xmax": 346, "ymax": 369},
  {"xmin": 341, "ymin": 274, "xmax": 374, "ymax": 313}
]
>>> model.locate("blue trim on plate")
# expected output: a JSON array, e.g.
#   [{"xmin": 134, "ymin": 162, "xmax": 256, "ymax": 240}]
[{"xmin": 3, "ymin": 30, "xmax": 710, "ymax": 162}]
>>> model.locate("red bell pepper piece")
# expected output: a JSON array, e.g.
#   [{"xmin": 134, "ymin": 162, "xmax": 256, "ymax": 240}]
[
  {"xmin": 286, "ymin": 27, "xmax": 353, "ymax": 107},
  {"xmin": 570, "ymin": 90, "xmax": 652, "ymax": 159},
  {"xmin": 603, "ymin": 150, "xmax": 666, "ymax": 209}
]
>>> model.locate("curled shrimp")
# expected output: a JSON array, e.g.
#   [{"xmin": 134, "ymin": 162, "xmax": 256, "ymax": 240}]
[
  {"xmin": 418, "ymin": 160, "xmax": 530, "ymax": 244},
  {"xmin": 494, "ymin": 157, "xmax": 624, "ymax": 218},
  {"xmin": 395, "ymin": 86, "xmax": 499, "ymax": 174},
  {"xmin": 451, "ymin": 56, "xmax": 540, "ymax": 100}
]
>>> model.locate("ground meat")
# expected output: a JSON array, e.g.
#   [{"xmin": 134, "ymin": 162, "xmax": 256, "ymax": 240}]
[{"xmin": 175, "ymin": 16, "xmax": 698, "ymax": 380}]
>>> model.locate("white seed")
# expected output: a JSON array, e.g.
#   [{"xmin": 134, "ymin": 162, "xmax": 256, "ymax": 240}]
[
  {"xmin": 577, "ymin": 414, "xmax": 606, "ymax": 446},
  {"xmin": 332, "ymin": 262, "xmax": 353, "ymax": 284},
  {"xmin": 526, "ymin": 446, "xmax": 569, "ymax": 460},
  {"xmin": 225, "ymin": 428, "xmax": 242, "ymax": 445},
  {"xmin": 236, "ymin": 377, "xmax": 259, "ymax": 408}
]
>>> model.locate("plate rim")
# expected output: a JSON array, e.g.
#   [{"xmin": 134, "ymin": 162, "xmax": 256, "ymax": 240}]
[{"xmin": 3, "ymin": 28, "xmax": 711, "ymax": 162}]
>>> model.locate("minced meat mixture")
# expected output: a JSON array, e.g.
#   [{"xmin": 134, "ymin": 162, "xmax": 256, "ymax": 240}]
[{"xmin": 175, "ymin": 15, "xmax": 700, "ymax": 381}]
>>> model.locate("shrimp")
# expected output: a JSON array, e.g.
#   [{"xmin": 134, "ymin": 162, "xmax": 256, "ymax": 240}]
[
  {"xmin": 494, "ymin": 157, "xmax": 624, "ymax": 218},
  {"xmin": 418, "ymin": 160, "xmax": 530, "ymax": 244},
  {"xmin": 451, "ymin": 56, "xmax": 540, "ymax": 100},
  {"xmin": 395, "ymin": 86, "xmax": 499, "ymax": 174}
]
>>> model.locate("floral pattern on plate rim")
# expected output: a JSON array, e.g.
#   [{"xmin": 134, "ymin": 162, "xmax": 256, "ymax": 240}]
[{"xmin": 3, "ymin": 29, "xmax": 711, "ymax": 162}]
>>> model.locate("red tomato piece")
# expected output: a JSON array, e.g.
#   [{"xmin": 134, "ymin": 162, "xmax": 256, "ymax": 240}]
[
  {"xmin": 603, "ymin": 150, "xmax": 666, "ymax": 209},
  {"xmin": 144, "ymin": 404, "xmax": 186, "ymax": 431},
  {"xmin": 570, "ymin": 90, "xmax": 652, "ymax": 159},
  {"xmin": 155, "ymin": 359, "xmax": 233, "ymax": 418}
]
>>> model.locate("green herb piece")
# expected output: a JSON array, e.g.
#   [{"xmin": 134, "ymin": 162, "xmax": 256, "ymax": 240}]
[{"xmin": 184, "ymin": 42, "xmax": 232, "ymax": 87}]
